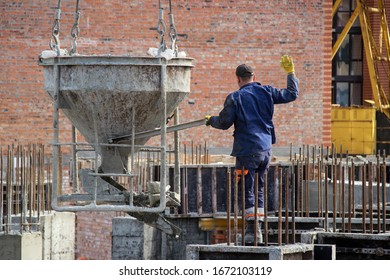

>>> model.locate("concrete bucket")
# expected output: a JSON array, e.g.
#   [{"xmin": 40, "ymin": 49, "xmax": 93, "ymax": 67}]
[{"xmin": 39, "ymin": 56, "xmax": 193, "ymax": 173}]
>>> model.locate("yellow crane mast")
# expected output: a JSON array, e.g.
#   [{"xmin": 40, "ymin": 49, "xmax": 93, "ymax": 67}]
[{"xmin": 332, "ymin": 0, "xmax": 390, "ymax": 119}]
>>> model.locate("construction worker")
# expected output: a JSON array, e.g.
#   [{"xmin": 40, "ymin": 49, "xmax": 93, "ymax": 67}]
[{"xmin": 205, "ymin": 55, "xmax": 299, "ymax": 244}]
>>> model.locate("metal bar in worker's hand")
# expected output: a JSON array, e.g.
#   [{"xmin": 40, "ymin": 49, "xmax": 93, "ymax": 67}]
[{"xmin": 110, "ymin": 119, "xmax": 207, "ymax": 142}]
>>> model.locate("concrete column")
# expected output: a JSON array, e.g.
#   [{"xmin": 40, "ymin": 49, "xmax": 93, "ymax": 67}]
[
  {"xmin": 0, "ymin": 233, "xmax": 42, "ymax": 260},
  {"xmin": 112, "ymin": 217, "xmax": 161, "ymax": 260}
]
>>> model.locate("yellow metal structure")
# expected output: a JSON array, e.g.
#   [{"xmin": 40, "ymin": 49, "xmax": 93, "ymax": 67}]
[
  {"xmin": 332, "ymin": 0, "xmax": 390, "ymax": 119},
  {"xmin": 331, "ymin": 106, "xmax": 376, "ymax": 154}
]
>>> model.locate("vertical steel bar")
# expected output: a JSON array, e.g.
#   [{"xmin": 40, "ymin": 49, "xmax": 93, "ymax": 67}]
[
  {"xmin": 71, "ymin": 126, "xmax": 78, "ymax": 192},
  {"xmin": 285, "ymin": 168, "xmax": 289, "ymax": 244},
  {"xmin": 264, "ymin": 172, "xmax": 268, "ymax": 246},
  {"xmin": 297, "ymin": 159, "xmax": 302, "ymax": 216},
  {"xmin": 352, "ymin": 160, "xmax": 355, "ymax": 217},
  {"xmin": 312, "ymin": 146, "xmax": 316, "ymax": 181},
  {"xmin": 234, "ymin": 170, "xmax": 239, "ymax": 245},
  {"xmin": 341, "ymin": 166, "xmax": 345, "ymax": 232},
  {"xmin": 183, "ymin": 166, "xmax": 188, "ymax": 215},
  {"xmin": 348, "ymin": 164, "xmax": 352, "ymax": 233},
  {"xmin": 305, "ymin": 157, "xmax": 310, "ymax": 217},
  {"xmin": 211, "ymin": 167, "xmax": 217, "ymax": 215},
  {"xmin": 0, "ymin": 145, "xmax": 3, "ymax": 232},
  {"xmin": 227, "ymin": 168, "xmax": 231, "ymax": 245},
  {"xmin": 159, "ymin": 61, "xmax": 168, "ymax": 211},
  {"xmin": 191, "ymin": 140, "xmax": 194, "ymax": 165},
  {"xmin": 6, "ymin": 146, "xmax": 12, "ymax": 233},
  {"xmin": 15, "ymin": 145, "xmax": 20, "ymax": 216},
  {"xmin": 325, "ymin": 164, "xmax": 329, "ymax": 232},
  {"xmin": 362, "ymin": 162, "xmax": 366, "ymax": 233},
  {"xmin": 382, "ymin": 153, "xmax": 386, "ymax": 233},
  {"xmin": 183, "ymin": 143, "xmax": 187, "ymax": 165},
  {"xmin": 377, "ymin": 155, "xmax": 381, "ymax": 233},
  {"xmin": 254, "ymin": 172, "xmax": 259, "ymax": 247},
  {"xmin": 291, "ymin": 161, "xmax": 296, "ymax": 243},
  {"xmin": 369, "ymin": 161, "xmax": 374, "ymax": 233},
  {"xmin": 196, "ymin": 166, "xmax": 202, "ymax": 215},
  {"xmin": 195, "ymin": 145, "xmax": 198, "ymax": 165},
  {"xmin": 241, "ymin": 166, "xmax": 245, "ymax": 246},
  {"xmin": 317, "ymin": 157, "xmax": 321, "ymax": 218},
  {"xmin": 52, "ymin": 61, "xmax": 60, "ymax": 211},
  {"xmin": 37, "ymin": 145, "xmax": 41, "ymax": 222},
  {"xmin": 174, "ymin": 109, "xmax": 181, "ymax": 203},
  {"xmin": 332, "ymin": 163, "xmax": 337, "ymax": 232},
  {"xmin": 278, "ymin": 167, "xmax": 283, "ymax": 246}
]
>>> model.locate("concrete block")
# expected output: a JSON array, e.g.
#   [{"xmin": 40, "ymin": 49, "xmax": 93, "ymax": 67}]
[
  {"xmin": 41, "ymin": 211, "xmax": 76, "ymax": 260},
  {"xmin": 0, "ymin": 232, "xmax": 42, "ymax": 260},
  {"xmin": 112, "ymin": 216, "xmax": 161, "ymax": 260}
]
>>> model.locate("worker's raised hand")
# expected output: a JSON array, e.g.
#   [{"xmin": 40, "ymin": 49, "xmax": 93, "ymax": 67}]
[
  {"xmin": 280, "ymin": 55, "xmax": 295, "ymax": 74},
  {"xmin": 205, "ymin": 115, "xmax": 211, "ymax": 126}
]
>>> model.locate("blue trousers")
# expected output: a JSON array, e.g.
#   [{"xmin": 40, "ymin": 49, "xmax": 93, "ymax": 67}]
[{"xmin": 235, "ymin": 149, "xmax": 271, "ymax": 210}]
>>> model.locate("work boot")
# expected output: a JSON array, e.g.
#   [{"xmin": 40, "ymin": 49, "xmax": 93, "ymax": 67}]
[{"xmin": 244, "ymin": 220, "xmax": 263, "ymax": 245}]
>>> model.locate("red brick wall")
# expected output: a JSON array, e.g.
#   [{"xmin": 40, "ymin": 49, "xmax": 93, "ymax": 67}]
[
  {"xmin": 1, "ymin": 0, "xmax": 332, "ymax": 259},
  {"xmin": 1, "ymin": 0, "xmax": 332, "ymax": 148}
]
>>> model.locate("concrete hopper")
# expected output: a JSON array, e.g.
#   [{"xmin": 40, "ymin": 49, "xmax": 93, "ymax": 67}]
[{"xmin": 39, "ymin": 56, "xmax": 193, "ymax": 173}]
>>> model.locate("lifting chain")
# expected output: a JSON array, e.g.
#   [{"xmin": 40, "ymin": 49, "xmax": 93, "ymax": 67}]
[
  {"xmin": 49, "ymin": 0, "xmax": 81, "ymax": 56},
  {"xmin": 69, "ymin": 0, "xmax": 81, "ymax": 55},
  {"xmin": 49, "ymin": 0, "xmax": 62, "ymax": 55},
  {"xmin": 168, "ymin": 0, "xmax": 178, "ymax": 55},
  {"xmin": 157, "ymin": 0, "xmax": 167, "ymax": 55},
  {"xmin": 156, "ymin": 0, "xmax": 179, "ymax": 57}
]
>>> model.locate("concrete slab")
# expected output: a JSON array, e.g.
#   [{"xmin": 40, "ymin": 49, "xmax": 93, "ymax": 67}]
[
  {"xmin": 302, "ymin": 231, "xmax": 390, "ymax": 260},
  {"xmin": 186, "ymin": 243, "xmax": 314, "ymax": 260}
]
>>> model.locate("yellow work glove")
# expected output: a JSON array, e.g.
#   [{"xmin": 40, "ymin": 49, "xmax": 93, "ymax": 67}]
[
  {"xmin": 280, "ymin": 55, "xmax": 295, "ymax": 74},
  {"xmin": 205, "ymin": 115, "xmax": 211, "ymax": 126}
]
